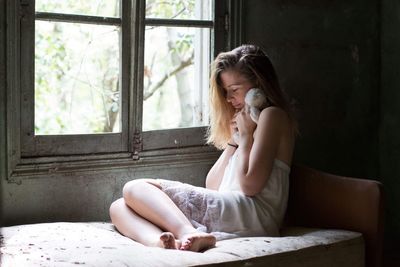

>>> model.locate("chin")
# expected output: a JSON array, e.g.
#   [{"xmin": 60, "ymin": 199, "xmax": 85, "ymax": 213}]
[{"xmin": 234, "ymin": 105, "xmax": 244, "ymax": 110}]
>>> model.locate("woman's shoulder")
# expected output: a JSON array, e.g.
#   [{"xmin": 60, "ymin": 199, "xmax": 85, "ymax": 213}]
[
  {"xmin": 257, "ymin": 106, "xmax": 293, "ymax": 137},
  {"xmin": 259, "ymin": 106, "xmax": 290, "ymax": 124},
  {"xmin": 258, "ymin": 108, "xmax": 295, "ymax": 165}
]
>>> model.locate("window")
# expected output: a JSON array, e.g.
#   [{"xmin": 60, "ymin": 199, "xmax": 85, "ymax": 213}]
[
  {"xmin": 141, "ymin": 0, "xmax": 216, "ymax": 151},
  {"xmin": 20, "ymin": 0, "xmax": 129, "ymax": 156},
  {"xmin": 34, "ymin": 1, "xmax": 122, "ymax": 136},
  {"xmin": 6, "ymin": 0, "xmax": 242, "ymax": 178}
]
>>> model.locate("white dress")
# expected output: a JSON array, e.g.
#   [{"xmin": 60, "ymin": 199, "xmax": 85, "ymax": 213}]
[{"xmin": 158, "ymin": 151, "xmax": 290, "ymax": 240}]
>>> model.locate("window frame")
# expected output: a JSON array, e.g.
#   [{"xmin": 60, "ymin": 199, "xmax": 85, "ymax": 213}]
[
  {"xmin": 139, "ymin": 3, "xmax": 215, "ymax": 151},
  {"xmin": 5, "ymin": 0, "xmax": 243, "ymax": 180},
  {"xmin": 20, "ymin": 0, "xmax": 131, "ymax": 156}
]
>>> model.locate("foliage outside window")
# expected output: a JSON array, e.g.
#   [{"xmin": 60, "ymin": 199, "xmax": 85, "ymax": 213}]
[
  {"xmin": 34, "ymin": 0, "xmax": 212, "ymax": 135},
  {"xmin": 143, "ymin": 0, "xmax": 212, "ymax": 131}
]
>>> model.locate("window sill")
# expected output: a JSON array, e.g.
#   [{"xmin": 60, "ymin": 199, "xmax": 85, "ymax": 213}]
[{"xmin": 8, "ymin": 146, "xmax": 220, "ymax": 183}]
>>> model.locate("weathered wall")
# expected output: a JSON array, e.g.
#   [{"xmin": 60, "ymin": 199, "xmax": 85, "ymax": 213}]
[
  {"xmin": 1, "ymin": 164, "xmax": 211, "ymax": 226},
  {"xmin": 381, "ymin": 0, "xmax": 400, "ymax": 242},
  {"xmin": 0, "ymin": 0, "xmax": 6, "ymax": 225}
]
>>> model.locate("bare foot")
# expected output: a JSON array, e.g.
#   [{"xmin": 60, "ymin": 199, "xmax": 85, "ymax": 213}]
[
  {"xmin": 180, "ymin": 232, "xmax": 216, "ymax": 252},
  {"xmin": 158, "ymin": 232, "xmax": 180, "ymax": 249}
]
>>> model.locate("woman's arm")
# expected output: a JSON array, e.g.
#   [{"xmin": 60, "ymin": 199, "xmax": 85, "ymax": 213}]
[
  {"xmin": 235, "ymin": 107, "xmax": 287, "ymax": 196},
  {"xmin": 206, "ymin": 115, "xmax": 239, "ymax": 190},
  {"xmin": 205, "ymin": 145, "xmax": 236, "ymax": 190}
]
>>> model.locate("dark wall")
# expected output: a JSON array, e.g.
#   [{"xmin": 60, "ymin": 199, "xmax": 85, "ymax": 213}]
[
  {"xmin": 242, "ymin": 0, "xmax": 400, "ymax": 245},
  {"xmin": 243, "ymin": 0, "xmax": 380, "ymax": 179},
  {"xmin": 381, "ymin": 0, "xmax": 400, "ymax": 241},
  {"xmin": 0, "ymin": 0, "xmax": 6, "ymax": 225}
]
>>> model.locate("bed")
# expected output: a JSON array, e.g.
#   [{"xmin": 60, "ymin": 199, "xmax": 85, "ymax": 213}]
[{"xmin": 0, "ymin": 165, "xmax": 384, "ymax": 267}]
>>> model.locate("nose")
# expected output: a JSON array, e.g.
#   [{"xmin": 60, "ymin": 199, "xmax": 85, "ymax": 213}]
[{"xmin": 226, "ymin": 91, "xmax": 233, "ymax": 102}]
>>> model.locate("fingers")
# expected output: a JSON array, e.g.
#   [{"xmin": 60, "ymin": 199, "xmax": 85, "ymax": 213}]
[
  {"xmin": 230, "ymin": 115, "xmax": 238, "ymax": 133},
  {"xmin": 237, "ymin": 106, "xmax": 251, "ymax": 122},
  {"xmin": 236, "ymin": 106, "xmax": 256, "ymax": 135},
  {"xmin": 231, "ymin": 107, "xmax": 254, "ymax": 141},
  {"xmin": 243, "ymin": 105, "xmax": 249, "ymax": 114}
]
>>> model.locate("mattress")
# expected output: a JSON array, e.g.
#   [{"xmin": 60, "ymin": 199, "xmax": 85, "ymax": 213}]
[{"xmin": 0, "ymin": 222, "xmax": 364, "ymax": 267}]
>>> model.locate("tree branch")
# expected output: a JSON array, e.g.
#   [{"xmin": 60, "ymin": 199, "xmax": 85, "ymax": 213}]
[{"xmin": 143, "ymin": 52, "xmax": 194, "ymax": 100}]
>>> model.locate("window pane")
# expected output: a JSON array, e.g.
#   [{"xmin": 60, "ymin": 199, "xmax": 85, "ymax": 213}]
[
  {"xmin": 146, "ymin": 0, "xmax": 213, "ymax": 20},
  {"xmin": 35, "ymin": 21, "xmax": 121, "ymax": 135},
  {"xmin": 35, "ymin": 0, "xmax": 120, "ymax": 18},
  {"xmin": 143, "ymin": 26, "xmax": 210, "ymax": 131}
]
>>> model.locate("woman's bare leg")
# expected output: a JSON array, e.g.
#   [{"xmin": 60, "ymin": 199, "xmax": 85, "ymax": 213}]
[
  {"xmin": 110, "ymin": 198, "xmax": 179, "ymax": 249},
  {"xmin": 121, "ymin": 179, "xmax": 216, "ymax": 252}
]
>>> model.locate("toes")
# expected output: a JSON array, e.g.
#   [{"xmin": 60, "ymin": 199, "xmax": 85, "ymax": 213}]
[
  {"xmin": 181, "ymin": 234, "xmax": 216, "ymax": 252},
  {"xmin": 160, "ymin": 233, "xmax": 169, "ymax": 242},
  {"xmin": 160, "ymin": 232, "xmax": 177, "ymax": 249},
  {"xmin": 179, "ymin": 240, "xmax": 191, "ymax": 250}
]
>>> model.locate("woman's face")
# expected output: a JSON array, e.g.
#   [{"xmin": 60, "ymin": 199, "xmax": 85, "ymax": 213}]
[{"xmin": 220, "ymin": 70, "xmax": 255, "ymax": 110}]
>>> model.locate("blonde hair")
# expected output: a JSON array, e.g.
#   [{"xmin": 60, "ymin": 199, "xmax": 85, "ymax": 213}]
[{"xmin": 207, "ymin": 44, "xmax": 298, "ymax": 149}]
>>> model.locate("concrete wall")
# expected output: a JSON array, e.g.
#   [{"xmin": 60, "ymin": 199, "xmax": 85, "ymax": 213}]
[{"xmin": 1, "ymin": 164, "xmax": 211, "ymax": 226}]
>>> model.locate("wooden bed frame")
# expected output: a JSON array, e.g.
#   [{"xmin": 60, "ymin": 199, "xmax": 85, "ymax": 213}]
[{"xmin": 286, "ymin": 164, "xmax": 384, "ymax": 267}]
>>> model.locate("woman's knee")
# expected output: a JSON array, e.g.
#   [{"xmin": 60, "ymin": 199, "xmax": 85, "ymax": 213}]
[
  {"xmin": 122, "ymin": 180, "xmax": 143, "ymax": 200},
  {"xmin": 109, "ymin": 198, "xmax": 125, "ymax": 220},
  {"xmin": 122, "ymin": 179, "xmax": 160, "ymax": 201}
]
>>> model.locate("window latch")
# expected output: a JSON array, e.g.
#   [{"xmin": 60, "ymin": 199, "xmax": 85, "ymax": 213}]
[{"xmin": 132, "ymin": 131, "xmax": 142, "ymax": 160}]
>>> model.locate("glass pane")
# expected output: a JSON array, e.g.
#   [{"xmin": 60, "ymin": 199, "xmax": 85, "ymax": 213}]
[
  {"xmin": 146, "ymin": 0, "xmax": 213, "ymax": 20},
  {"xmin": 35, "ymin": 21, "xmax": 121, "ymax": 135},
  {"xmin": 143, "ymin": 26, "xmax": 210, "ymax": 131},
  {"xmin": 35, "ymin": 0, "xmax": 120, "ymax": 18}
]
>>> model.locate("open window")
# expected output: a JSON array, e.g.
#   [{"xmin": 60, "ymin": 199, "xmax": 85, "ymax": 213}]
[
  {"xmin": 6, "ymin": 0, "xmax": 242, "ymax": 178},
  {"xmin": 21, "ymin": 0, "xmax": 128, "ymax": 156}
]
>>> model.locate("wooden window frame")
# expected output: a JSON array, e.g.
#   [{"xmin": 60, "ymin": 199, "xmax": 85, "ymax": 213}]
[
  {"xmin": 5, "ymin": 0, "xmax": 243, "ymax": 181},
  {"xmin": 20, "ymin": 1, "xmax": 130, "ymax": 157}
]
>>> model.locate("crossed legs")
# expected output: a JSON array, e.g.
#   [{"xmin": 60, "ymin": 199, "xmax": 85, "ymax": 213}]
[{"xmin": 109, "ymin": 179, "xmax": 216, "ymax": 252}]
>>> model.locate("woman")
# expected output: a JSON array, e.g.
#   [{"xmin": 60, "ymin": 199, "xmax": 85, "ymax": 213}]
[{"xmin": 109, "ymin": 44, "xmax": 297, "ymax": 252}]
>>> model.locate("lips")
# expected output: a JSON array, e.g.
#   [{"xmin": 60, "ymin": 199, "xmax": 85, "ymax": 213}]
[{"xmin": 232, "ymin": 103, "xmax": 242, "ymax": 109}]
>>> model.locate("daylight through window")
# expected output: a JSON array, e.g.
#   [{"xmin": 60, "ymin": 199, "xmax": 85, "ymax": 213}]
[
  {"xmin": 143, "ymin": 0, "xmax": 213, "ymax": 131},
  {"xmin": 34, "ymin": 0, "xmax": 121, "ymax": 135}
]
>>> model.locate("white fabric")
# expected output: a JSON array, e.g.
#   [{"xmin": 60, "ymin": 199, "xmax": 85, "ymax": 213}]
[
  {"xmin": 159, "ymin": 152, "xmax": 290, "ymax": 240},
  {"xmin": 0, "ymin": 222, "xmax": 365, "ymax": 267},
  {"xmin": 218, "ymin": 153, "xmax": 290, "ymax": 237}
]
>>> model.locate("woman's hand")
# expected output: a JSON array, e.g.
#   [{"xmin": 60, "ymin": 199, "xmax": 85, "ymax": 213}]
[
  {"xmin": 229, "ymin": 115, "xmax": 238, "ymax": 136},
  {"xmin": 235, "ymin": 106, "xmax": 257, "ymax": 142}
]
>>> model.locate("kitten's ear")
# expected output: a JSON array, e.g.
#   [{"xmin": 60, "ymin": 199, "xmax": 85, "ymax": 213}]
[{"xmin": 250, "ymin": 108, "xmax": 261, "ymax": 123}]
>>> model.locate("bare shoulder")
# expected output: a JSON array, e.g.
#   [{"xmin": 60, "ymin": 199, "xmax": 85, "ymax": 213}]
[
  {"xmin": 258, "ymin": 106, "xmax": 290, "ymax": 127},
  {"xmin": 257, "ymin": 107, "xmax": 295, "ymax": 165}
]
